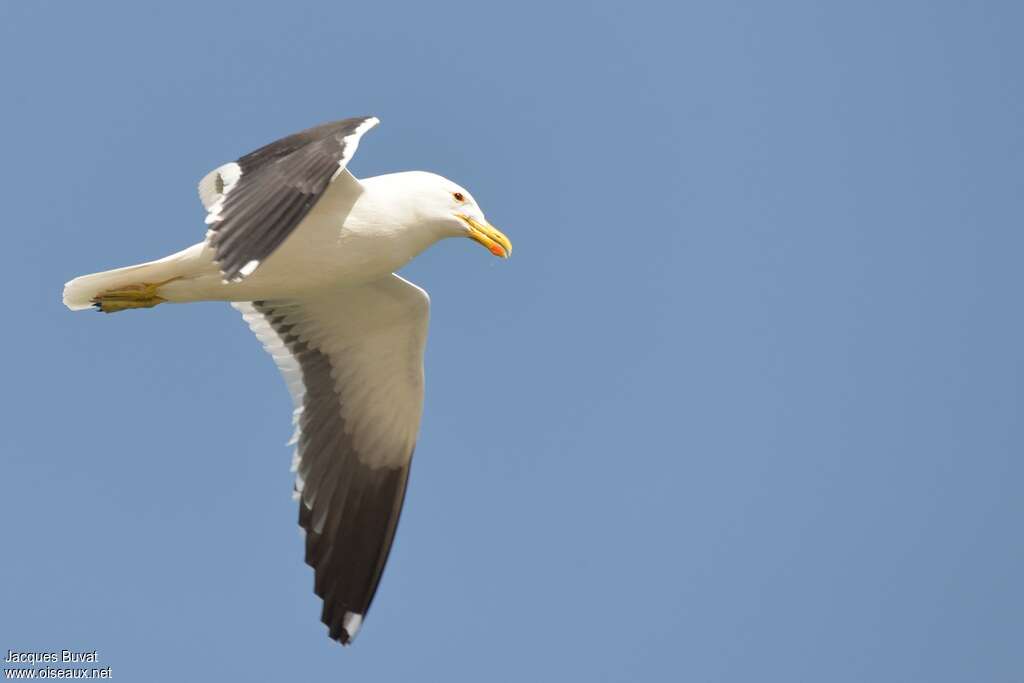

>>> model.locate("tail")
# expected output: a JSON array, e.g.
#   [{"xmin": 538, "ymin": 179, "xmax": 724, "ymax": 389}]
[{"xmin": 63, "ymin": 247, "xmax": 197, "ymax": 313}]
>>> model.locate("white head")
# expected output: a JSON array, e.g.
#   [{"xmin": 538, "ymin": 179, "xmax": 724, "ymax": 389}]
[{"xmin": 372, "ymin": 171, "xmax": 512, "ymax": 258}]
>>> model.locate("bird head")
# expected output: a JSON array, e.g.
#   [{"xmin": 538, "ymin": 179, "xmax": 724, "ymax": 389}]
[
  {"xmin": 445, "ymin": 185, "xmax": 512, "ymax": 259},
  {"xmin": 393, "ymin": 172, "xmax": 512, "ymax": 258}
]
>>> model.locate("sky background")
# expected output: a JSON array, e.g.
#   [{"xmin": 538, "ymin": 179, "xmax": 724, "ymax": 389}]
[{"xmin": 1, "ymin": 1, "xmax": 1022, "ymax": 681}]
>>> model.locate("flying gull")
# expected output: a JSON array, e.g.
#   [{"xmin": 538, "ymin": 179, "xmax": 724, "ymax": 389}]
[{"xmin": 62, "ymin": 116, "xmax": 512, "ymax": 645}]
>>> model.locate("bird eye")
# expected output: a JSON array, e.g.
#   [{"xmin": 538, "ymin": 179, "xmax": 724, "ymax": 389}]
[{"xmin": 452, "ymin": 192, "xmax": 465, "ymax": 202}]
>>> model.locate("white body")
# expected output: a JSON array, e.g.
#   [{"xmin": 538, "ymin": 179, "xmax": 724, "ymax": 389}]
[{"xmin": 63, "ymin": 171, "xmax": 465, "ymax": 310}]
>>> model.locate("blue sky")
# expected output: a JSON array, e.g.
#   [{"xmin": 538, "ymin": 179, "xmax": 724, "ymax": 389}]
[{"xmin": 2, "ymin": 1, "xmax": 1022, "ymax": 681}]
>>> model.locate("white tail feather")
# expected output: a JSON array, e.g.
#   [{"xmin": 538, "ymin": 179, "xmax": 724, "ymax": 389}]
[{"xmin": 62, "ymin": 246, "xmax": 200, "ymax": 311}]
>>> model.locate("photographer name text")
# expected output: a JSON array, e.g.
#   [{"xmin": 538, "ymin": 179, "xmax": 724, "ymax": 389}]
[{"xmin": 5, "ymin": 651, "xmax": 98, "ymax": 666}]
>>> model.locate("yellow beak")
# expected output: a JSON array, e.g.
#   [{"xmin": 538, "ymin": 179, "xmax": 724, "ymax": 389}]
[{"xmin": 458, "ymin": 215, "xmax": 512, "ymax": 258}]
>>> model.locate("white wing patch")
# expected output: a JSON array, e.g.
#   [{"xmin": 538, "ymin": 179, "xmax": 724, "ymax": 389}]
[
  {"xmin": 238, "ymin": 260, "xmax": 260, "ymax": 277},
  {"xmin": 342, "ymin": 612, "xmax": 364, "ymax": 641},
  {"xmin": 198, "ymin": 161, "xmax": 243, "ymax": 221}
]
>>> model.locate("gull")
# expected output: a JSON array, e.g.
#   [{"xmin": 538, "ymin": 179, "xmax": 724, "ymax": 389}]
[{"xmin": 62, "ymin": 116, "xmax": 512, "ymax": 645}]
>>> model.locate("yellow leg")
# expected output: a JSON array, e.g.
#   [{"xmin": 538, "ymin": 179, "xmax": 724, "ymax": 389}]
[{"xmin": 93, "ymin": 277, "xmax": 180, "ymax": 313}]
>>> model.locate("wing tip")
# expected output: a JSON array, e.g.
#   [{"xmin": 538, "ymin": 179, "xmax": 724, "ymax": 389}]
[
  {"xmin": 332, "ymin": 611, "xmax": 363, "ymax": 646},
  {"xmin": 341, "ymin": 116, "xmax": 380, "ymax": 148}
]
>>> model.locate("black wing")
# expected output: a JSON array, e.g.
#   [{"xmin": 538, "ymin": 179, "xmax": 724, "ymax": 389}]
[{"xmin": 200, "ymin": 116, "xmax": 379, "ymax": 281}]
